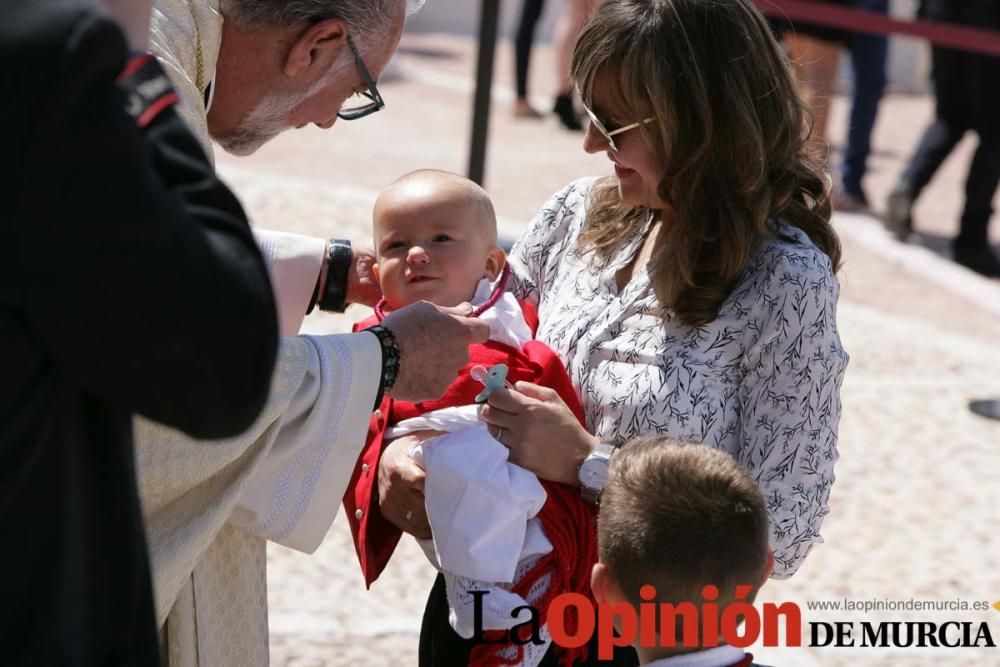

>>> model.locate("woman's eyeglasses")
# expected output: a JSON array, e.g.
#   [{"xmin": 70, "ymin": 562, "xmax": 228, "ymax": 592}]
[{"xmin": 581, "ymin": 100, "xmax": 654, "ymax": 152}]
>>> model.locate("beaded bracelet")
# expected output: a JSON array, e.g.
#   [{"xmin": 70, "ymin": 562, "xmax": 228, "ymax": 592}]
[{"xmin": 365, "ymin": 324, "xmax": 400, "ymax": 404}]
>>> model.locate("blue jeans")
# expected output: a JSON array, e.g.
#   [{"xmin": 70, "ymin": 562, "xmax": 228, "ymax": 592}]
[{"xmin": 840, "ymin": 0, "xmax": 889, "ymax": 197}]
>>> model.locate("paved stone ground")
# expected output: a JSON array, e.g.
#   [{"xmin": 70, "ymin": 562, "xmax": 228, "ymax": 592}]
[{"xmin": 212, "ymin": 32, "xmax": 1000, "ymax": 667}]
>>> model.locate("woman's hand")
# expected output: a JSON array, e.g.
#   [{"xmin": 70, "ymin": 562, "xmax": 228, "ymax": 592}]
[
  {"xmin": 377, "ymin": 432, "xmax": 440, "ymax": 539},
  {"xmin": 480, "ymin": 381, "xmax": 598, "ymax": 485}
]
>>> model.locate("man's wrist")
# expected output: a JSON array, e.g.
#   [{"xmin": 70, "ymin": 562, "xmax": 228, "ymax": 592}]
[
  {"xmin": 365, "ymin": 324, "xmax": 400, "ymax": 408},
  {"xmin": 307, "ymin": 254, "xmax": 330, "ymax": 315}
]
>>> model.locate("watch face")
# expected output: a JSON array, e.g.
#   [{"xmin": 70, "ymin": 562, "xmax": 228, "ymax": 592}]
[{"xmin": 579, "ymin": 457, "xmax": 609, "ymax": 491}]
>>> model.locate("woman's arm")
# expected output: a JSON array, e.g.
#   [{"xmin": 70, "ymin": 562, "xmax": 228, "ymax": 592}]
[
  {"xmin": 375, "ymin": 389, "xmax": 596, "ymax": 535},
  {"xmin": 376, "ymin": 383, "xmax": 595, "ymax": 535},
  {"xmin": 737, "ymin": 251, "xmax": 848, "ymax": 578}
]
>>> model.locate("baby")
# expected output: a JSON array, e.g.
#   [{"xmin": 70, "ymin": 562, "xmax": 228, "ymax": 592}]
[
  {"xmin": 370, "ymin": 168, "xmax": 506, "ymax": 311},
  {"xmin": 344, "ymin": 170, "xmax": 597, "ymax": 667}
]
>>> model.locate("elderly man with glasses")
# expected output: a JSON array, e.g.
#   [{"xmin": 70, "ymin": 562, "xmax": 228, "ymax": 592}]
[
  {"xmin": 134, "ymin": 1, "xmax": 493, "ymax": 665},
  {"xmin": 150, "ymin": 0, "xmax": 414, "ymax": 332}
]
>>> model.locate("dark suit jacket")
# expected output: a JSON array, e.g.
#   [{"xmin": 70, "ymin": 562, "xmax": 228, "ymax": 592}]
[
  {"xmin": 0, "ymin": 0, "xmax": 278, "ymax": 663},
  {"xmin": 919, "ymin": 0, "xmax": 1000, "ymax": 25}
]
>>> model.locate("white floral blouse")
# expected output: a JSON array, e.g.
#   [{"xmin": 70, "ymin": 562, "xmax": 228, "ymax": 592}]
[{"xmin": 508, "ymin": 178, "xmax": 848, "ymax": 578}]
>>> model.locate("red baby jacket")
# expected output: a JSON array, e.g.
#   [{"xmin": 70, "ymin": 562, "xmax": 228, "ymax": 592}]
[
  {"xmin": 344, "ymin": 300, "xmax": 598, "ymax": 666},
  {"xmin": 344, "ymin": 302, "xmax": 594, "ymax": 584}
]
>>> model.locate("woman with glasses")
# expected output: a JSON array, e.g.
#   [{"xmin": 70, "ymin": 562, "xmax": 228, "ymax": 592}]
[{"xmin": 380, "ymin": 1, "xmax": 848, "ymax": 664}]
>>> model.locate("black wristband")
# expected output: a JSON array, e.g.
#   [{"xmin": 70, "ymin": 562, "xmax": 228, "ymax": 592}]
[
  {"xmin": 365, "ymin": 325, "xmax": 400, "ymax": 408},
  {"xmin": 318, "ymin": 239, "xmax": 352, "ymax": 313}
]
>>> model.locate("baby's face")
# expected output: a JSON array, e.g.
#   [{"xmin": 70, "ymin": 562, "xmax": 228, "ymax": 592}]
[{"xmin": 374, "ymin": 195, "xmax": 502, "ymax": 309}]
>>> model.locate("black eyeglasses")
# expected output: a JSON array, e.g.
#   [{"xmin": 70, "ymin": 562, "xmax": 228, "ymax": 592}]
[{"xmin": 337, "ymin": 35, "xmax": 385, "ymax": 120}]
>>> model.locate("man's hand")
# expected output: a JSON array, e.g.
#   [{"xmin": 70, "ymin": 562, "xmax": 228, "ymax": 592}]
[
  {"xmin": 346, "ymin": 245, "xmax": 381, "ymax": 307},
  {"xmin": 381, "ymin": 301, "xmax": 489, "ymax": 403}
]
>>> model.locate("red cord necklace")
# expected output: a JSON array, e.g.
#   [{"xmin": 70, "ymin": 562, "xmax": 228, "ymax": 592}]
[{"xmin": 373, "ymin": 263, "xmax": 511, "ymax": 323}]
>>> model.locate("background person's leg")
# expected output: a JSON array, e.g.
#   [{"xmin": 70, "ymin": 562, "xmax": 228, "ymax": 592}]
[
  {"xmin": 552, "ymin": 0, "xmax": 602, "ymax": 130},
  {"xmin": 514, "ymin": 0, "xmax": 546, "ymax": 117},
  {"xmin": 886, "ymin": 44, "xmax": 969, "ymax": 237},
  {"xmin": 784, "ymin": 32, "xmax": 843, "ymax": 160},
  {"xmin": 953, "ymin": 45, "xmax": 1000, "ymax": 276},
  {"xmin": 953, "ymin": 135, "xmax": 1000, "ymax": 275},
  {"xmin": 886, "ymin": 120, "xmax": 965, "ymax": 238},
  {"xmin": 839, "ymin": 0, "xmax": 888, "ymax": 207}
]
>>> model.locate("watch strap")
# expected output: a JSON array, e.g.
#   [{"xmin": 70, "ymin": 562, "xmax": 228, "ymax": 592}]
[
  {"xmin": 580, "ymin": 441, "xmax": 617, "ymax": 504},
  {"xmin": 318, "ymin": 239, "xmax": 351, "ymax": 313},
  {"xmin": 592, "ymin": 441, "xmax": 617, "ymax": 460},
  {"xmin": 581, "ymin": 483, "xmax": 601, "ymax": 505}
]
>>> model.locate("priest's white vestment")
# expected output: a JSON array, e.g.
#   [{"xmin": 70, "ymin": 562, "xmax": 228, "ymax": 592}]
[{"xmin": 136, "ymin": 1, "xmax": 378, "ymax": 664}]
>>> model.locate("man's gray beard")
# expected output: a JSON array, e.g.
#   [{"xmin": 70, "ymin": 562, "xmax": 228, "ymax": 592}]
[
  {"xmin": 214, "ymin": 60, "xmax": 348, "ymax": 156},
  {"xmin": 215, "ymin": 90, "xmax": 302, "ymax": 156}
]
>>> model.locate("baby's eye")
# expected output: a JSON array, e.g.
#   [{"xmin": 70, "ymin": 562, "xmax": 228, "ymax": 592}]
[
  {"xmin": 383, "ymin": 241, "xmax": 406, "ymax": 251},
  {"xmin": 433, "ymin": 234, "xmax": 452, "ymax": 243}
]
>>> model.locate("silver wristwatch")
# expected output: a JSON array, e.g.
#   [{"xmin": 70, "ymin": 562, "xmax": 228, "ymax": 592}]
[{"xmin": 578, "ymin": 442, "xmax": 616, "ymax": 504}]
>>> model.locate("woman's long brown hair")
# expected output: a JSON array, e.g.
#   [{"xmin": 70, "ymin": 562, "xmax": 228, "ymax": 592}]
[{"xmin": 573, "ymin": 0, "xmax": 841, "ymax": 326}]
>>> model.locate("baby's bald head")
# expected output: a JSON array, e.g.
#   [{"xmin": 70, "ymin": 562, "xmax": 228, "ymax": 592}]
[
  {"xmin": 372, "ymin": 170, "xmax": 505, "ymax": 309},
  {"xmin": 374, "ymin": 169, "xmax": 498, "ymax": 245}
]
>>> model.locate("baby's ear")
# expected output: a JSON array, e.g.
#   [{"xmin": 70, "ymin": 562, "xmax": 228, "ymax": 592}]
[
  {"xmin": 484, "ymin": 247, "xmax": 506, "ymax": 280},
  {"xmin": 371, "ymin": 263, "xmax": 381, "ymax": 285}
]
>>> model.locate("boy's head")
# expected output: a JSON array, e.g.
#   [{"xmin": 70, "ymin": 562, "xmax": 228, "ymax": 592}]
[
  {"xmin": 372, "ymin": 169, "xmax": 505, "ymax": 309},
  {"xmin": 592, "ymin": 438, "xmax": 772, "ymax": 648}
]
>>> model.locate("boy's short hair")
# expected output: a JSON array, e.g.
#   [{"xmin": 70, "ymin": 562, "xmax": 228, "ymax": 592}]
[{"xmin": 598, "ymin": 437, "xmax": 770, "ymax": 608}]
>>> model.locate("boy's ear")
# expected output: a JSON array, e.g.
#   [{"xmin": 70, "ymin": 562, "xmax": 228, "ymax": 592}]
[
  {"xmin": 591, "ymin": 563, "xmax": 624, "ymax": 606},
  {"xmin": 591, "ymin": 563, "xmax": 609, "ymax": 605},
  {"xmin": 284, "ymin": 18, "xmax": 347, "ymax": 79},
  {"xmin": 371, "ymin": 263, "xmax": 381, "ymax": 285},
  {"xmin": 761, "ymin": 550, "xmax": 774, "ymax": 585},
  {"xmin": 483, "ymin": 247, "xmax": 506, "ymax": 281}
]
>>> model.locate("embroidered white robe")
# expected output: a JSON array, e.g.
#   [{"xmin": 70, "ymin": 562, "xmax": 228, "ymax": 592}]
[{"xmin": 137, "ymin": 1, "xmax": 372, "ymax": 664}]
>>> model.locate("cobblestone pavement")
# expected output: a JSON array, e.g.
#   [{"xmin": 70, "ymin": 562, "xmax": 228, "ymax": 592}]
[{"xmin": 212, "ymin": 31, "xmax": 1000, "ymax": 667}]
